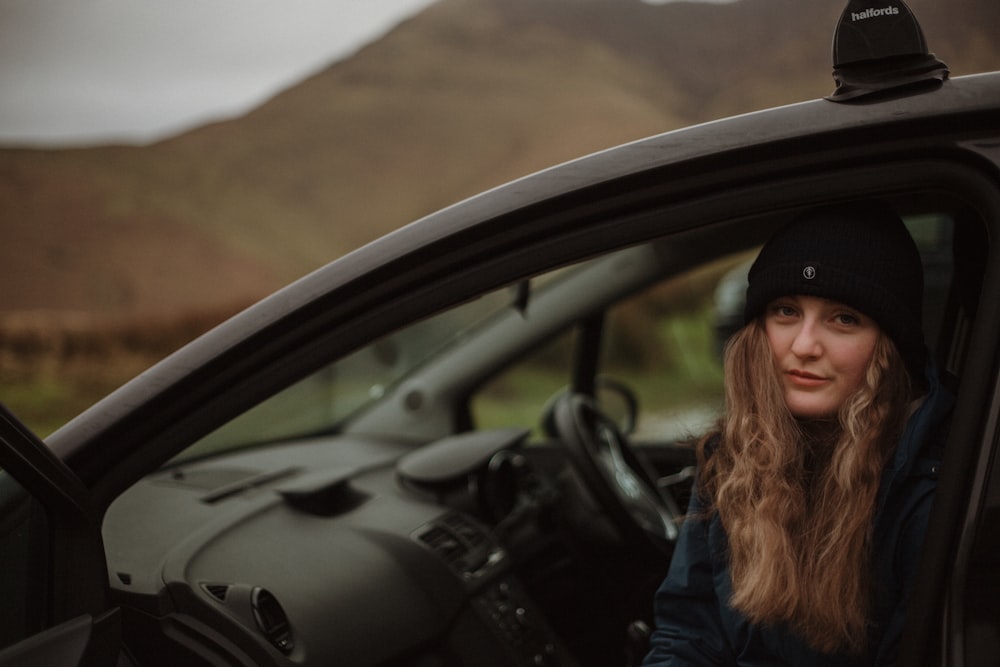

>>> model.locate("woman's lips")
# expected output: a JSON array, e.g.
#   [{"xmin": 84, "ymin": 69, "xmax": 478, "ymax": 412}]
[{"xmin": 786, "ymin": 369, "xmax": 827, "ymax": 387}]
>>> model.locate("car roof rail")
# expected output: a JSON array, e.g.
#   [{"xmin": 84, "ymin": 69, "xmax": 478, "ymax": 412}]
[{"xmin": 827, "ymin": 0, "xmax": 949, "ymax": 102}]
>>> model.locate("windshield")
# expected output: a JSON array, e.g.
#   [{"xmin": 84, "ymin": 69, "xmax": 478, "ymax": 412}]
[{"xmin": 176, "ymin": 287, "xmax": 514, "ymax": 463}]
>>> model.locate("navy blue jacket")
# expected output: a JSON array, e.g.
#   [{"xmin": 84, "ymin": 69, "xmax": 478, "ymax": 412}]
[{"xmin": 642, "ymin": 364, "xmax": 953, "ymax": 666}]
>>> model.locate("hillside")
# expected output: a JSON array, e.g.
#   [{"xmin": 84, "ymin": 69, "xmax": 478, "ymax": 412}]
[
  {"xmin": 0, "ymin": 0, "xmax": 998, "ymax": 433},
  {"xmin": 1, "ymin": 0, "xmax": 997, "ymax": 320}
]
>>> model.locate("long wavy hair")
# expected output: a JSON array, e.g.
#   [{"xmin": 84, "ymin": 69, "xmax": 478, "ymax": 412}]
[{"xmin": 696, "ymin": 318, "xmax": 913, "ymax": 654}]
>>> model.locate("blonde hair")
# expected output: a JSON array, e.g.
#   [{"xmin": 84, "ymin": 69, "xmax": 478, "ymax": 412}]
[{"xmin": 697, "ymin": 319, "xmax": 913, "ymax": 654}]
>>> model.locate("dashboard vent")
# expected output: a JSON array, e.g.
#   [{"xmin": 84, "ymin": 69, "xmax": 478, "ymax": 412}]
[
  {"xmin": 199, "ymin": 582, "xmax": 293, "ymax": 655},
  {"xmin": 201, "ymin": 583, "xmax": 230, "ymax": 602},
  {"xmin": 252, "ymin": 587, "xmax": 294, "ymax": 655}
]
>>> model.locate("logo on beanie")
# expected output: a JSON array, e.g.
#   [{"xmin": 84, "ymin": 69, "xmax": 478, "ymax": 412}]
[{"xmin": 803, "ymin": 266, "xmax": 816, "ymax": 280}]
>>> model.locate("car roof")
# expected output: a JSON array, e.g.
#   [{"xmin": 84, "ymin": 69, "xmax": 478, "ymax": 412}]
[{"xmin": 407, "ymin": 72, "xmax": 1000, "ymax": 230}]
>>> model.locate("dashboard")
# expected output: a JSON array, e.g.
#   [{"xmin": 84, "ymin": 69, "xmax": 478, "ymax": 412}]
[{"xmin": 103, "ymin": 430, "xmax": 578, "ymax": 666}]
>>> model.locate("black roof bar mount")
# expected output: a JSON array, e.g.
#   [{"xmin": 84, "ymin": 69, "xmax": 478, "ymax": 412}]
[{"xmin": 827, "ymin": 0, "xmax": 949, "ymax": 102}]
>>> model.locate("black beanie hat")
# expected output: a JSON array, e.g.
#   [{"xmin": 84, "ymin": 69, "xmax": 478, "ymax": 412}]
[{"xmin": 744, "ymin": 201, "xmax": 926, "ymax": 381}]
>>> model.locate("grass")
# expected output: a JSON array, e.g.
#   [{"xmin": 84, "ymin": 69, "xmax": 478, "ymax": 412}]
[{"xmin": 1, "ymin": 375, "xmax": 126, "ymax": 437}]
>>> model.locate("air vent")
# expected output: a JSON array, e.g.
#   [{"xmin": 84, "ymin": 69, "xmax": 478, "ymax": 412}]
[
  {"xmin": 197, "ymin": 582, "xmax": 294, "ymax": 655},
  {"xmin": 252, "ymin": 587, "xmax": 294, "ymax": 655},
  {"xmin": 201, "ymin": 583, "xmax": 230, "ymax": 602}
]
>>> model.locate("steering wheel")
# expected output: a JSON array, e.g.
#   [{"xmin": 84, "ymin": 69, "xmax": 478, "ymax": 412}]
[{"xmin": 552, "ymin": 393, "xmax": 684, "ymax": 550}]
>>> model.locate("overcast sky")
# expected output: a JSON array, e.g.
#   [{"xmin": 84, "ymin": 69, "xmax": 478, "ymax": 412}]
[
  {"xmin": 0, "ymin": 0, "xmax": 437, "ymax": 146},
  {"xmin": 0, "ymin": 0, "xmax": 734, "ymax": 148}
]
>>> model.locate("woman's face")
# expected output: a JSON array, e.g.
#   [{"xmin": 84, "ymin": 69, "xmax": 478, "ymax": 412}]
[{"xmin": 764, "ymin": 295, "xmax": 880, "ymax": 419}]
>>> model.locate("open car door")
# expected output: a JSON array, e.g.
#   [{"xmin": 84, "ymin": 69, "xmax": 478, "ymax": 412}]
[{"xmin": 0, "ymin": 404, "xmax": 121, "ymax": 667}]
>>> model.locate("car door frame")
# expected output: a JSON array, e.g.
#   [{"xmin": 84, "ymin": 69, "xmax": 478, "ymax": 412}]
[{"xmin": 0, "ymin": 404, "xmax": 121, "ymax": 667}]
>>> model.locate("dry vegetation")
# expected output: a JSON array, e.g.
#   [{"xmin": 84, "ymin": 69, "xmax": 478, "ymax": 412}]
[
  {"xmin": 0, "ymin": 0, "xmax": 997, "ymax": 435},
  {"xmin": 0, "ymin": 304, "xmax": 248, "ymax": 435}
]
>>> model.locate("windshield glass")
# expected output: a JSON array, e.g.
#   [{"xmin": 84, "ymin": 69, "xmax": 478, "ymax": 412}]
[{"xmin": 177, "ymin": 287, "xmax": 514, "ymax": 463}]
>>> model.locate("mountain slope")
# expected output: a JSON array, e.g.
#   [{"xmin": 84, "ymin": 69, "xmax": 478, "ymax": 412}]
[{"xmin": 0, "ymin": 0, "xmax": 997, "ymax": 321}]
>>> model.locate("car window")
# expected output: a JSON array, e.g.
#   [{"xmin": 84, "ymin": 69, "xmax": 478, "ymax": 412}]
[
  {"xmin": 471, "ymin": 329, "xmax": 576, "ymax": 439},
  {"xmin": 904, "ymin": 213, "xmax": 954, "ymax": 350},
  {"xmin": 602, "ymin": 252, "xmax": 750, "ymax": 444},
  {"xmin": 178, "ymin": 288, "xmax": 514, "ymax": 462},
  {"xmin": 468, "ymin": 252, "xmax": 750, "ymax": 443},
  {"xmin": 178, "ymin": 210, "xmax": 957, "ymax": 464}
]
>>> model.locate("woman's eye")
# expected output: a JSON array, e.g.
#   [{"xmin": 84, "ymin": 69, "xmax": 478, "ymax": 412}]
[{"xmin": 834, "ymin": 313, "xmax": 859, "ymax": 326}]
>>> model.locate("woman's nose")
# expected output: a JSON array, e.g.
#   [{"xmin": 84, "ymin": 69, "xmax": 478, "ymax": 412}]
[{"xmin": 790, "ymin": 321, "xmax": 821, "ymax": 358}]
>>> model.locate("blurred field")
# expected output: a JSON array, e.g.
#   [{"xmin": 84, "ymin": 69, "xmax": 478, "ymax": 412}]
[{"xmin": 0, "ymin": 306, "xmax": 243, "ymax": 436}]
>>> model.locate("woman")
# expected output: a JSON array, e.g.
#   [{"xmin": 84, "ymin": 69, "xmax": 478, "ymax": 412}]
[{"xmin": 642, "ymin": 201, "xmax": 954, "ymax": 666}]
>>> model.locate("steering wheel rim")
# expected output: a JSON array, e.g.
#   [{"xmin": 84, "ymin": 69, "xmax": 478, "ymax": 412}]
[{"xmin": 552, "ymin": 393, "xmax": 683, "ymax": 550}]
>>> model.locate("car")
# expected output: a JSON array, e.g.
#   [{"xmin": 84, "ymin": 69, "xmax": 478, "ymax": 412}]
[{"xmin": 2, "ymin": 3, "xmax": 999, "ymax": 666}]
